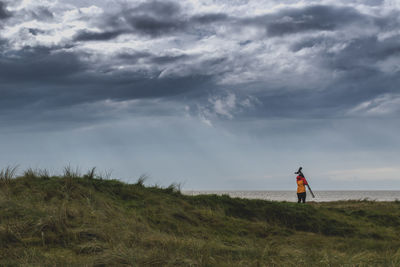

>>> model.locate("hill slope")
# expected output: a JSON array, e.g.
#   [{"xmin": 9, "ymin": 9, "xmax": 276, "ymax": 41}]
[{"xmin": 0, "ymin": 173, "xmax": 400, "ymax": 266}]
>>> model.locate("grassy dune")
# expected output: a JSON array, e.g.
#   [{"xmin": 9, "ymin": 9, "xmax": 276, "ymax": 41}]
[{"xmin": 0, "ymin": 169, "xmax": 400, "ymax": 266}]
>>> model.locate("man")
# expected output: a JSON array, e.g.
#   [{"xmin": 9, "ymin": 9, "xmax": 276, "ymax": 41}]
[{"xmin": 295, "ymin": 167, "xmax": 308, "ymax": 203}]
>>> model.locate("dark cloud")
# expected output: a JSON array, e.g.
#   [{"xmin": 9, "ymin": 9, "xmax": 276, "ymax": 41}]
[
  {"xmin": 74, "ymin": 30, "xmax": 126, "ymax": 41},
  {"xmin": 130, "ymin": 0, "xmax": 181, "ymax": 17},
  {"xmin": 236, "ymin": 35, "xmax": 400, "ymax": 120},
  {"xmin": 149, "ymin": 54, "xmax": 188, "ymax": 64},
  {"xmin": 70, "ymin": 1, "xmax": 186, "ymax": 40},
  {"xmin": 0, "ymin": 1, "xmax": 11, "ymax": 19},
  {"xmin": 290, "ymin": 36, "xmax": 326, "ymax": 52},
  {"xmin": 122, "ymin": 0, "xmax": 184, "ymax": 37},
  {"xmin": 373, "ymin": 12, "xmax": 400, "ymax": 33},
  {"xmin": 269, "ymin": 5, "xmax": 366, "ymax": 36},
  {"xmin": 0, "ymin": 45, "xmax": 87, "ymax": 113},
  {"xmin": 75, "ymin": 3, "xmax": 387, "ymax": 42},
  {"xmin": 241, "ymin": 5, "xmax": 368, "ymax": 37},
  {"xmin": 126, "ymin": 15, "xmax": 184, "ymax": 36},
  {"xmin": 281, "ymin": 28, "xmax": 400, "ymax": 118},
  {"xmin": 0, "ymin": 46, "xmax": 84, "ymax": 82},
  {"xmin": 115, "ymin": 50, "xmax": 189, "ymax": 67},
  {"xmin": 0, "ymin": 37, "xmax": 7, "ymax": 48},
  {"xmin": 363, "ymin": 0, "xmax": 384, "ymax": 6},
  {"xmin": 81, "ymin": 3, "xmax": 370, "ymax": 41},
  {"xmin": 190, "ymin": 13, "xmax": 229, "ymax": 24},
  {"xmin": 324, "ymin": 36, "xmax": 400, "ymax": 72},
  {"xmin": 291, "ymin": 34, "xmax": 400, "ymax": 80},
  {"xmin": 0, "ymin": 42, "xmax": 218, "ymax": 123},
  {"xmin": 74, "ymin": 3, "xmax": 376, "ymax": 41},
  {"xmin": 0, "ymin": 73, "xmax": 215, "ymax": 128},
  {"xmin": 239, "ymin": 40, "xmax": 252, "ymax": 46},
  {"xmin": 254, "ymin": 72, "xmax": 400, "ymax": 121},
  {"xmin": 1, "ymin": 0, "xmax": 400, "ymax": 129},
  {"xmin": 75, "ymin": 2, "xmax": 231, "ymax": 41},
  {"xmin": 28, "ymin": 28, "xmax": 48, "ymax": 36},
  {"xmin": 117, "ymin": 51, "xmax": 152, "ymax": 62},
  {"xmin": 30, "ymin": 6, "xmax": 54, "ymax": 21},
  {"xmin": 243, "ymin": 77, "xmax": 387, "ymax": 120},
  {"xmin": 103, "ymin": 75, "xmax": 214, "ymax": 100}
]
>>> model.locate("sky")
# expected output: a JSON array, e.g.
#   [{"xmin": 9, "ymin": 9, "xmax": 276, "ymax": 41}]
[{"xmin": 0, "ymin": 0, "xmax": 400, "ymax": 190}]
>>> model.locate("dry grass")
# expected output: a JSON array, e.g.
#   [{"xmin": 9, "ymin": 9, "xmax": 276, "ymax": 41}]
[{"xmin": 0, "ymin": 169, "xmax": 399, "ymax": 266}]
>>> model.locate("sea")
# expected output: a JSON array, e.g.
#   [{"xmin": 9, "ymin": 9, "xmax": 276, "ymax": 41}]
[{"xmin": 183, "ymin": 191, "xmax": 400, "ymax": 202}]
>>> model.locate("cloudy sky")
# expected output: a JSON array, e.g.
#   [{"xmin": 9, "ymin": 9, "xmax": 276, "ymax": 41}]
[{"xmin": 1, "ymin": 0, "xmax": 399, "ymax": 190}]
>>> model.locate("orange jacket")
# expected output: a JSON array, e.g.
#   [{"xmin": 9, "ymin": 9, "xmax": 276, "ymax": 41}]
[{"xmin": 296, "ymin": 176, "xmax": 308, "ymax": 193}]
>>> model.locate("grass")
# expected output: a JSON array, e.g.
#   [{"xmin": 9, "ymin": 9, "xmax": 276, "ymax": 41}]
[{"xmin": 0, "ymin": 168, "xmax": 399, "ymax": 266}]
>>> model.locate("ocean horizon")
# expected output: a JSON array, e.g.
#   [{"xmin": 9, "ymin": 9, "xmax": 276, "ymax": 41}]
[{"xmin": 183, "ymin": 190, "xmax": 400, "ymax": 202}]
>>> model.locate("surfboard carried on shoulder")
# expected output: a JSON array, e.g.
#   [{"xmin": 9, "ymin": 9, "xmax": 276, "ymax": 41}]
[{"xmin": 295, "ymin": 167, "xmax": 315, "ymax": 198}]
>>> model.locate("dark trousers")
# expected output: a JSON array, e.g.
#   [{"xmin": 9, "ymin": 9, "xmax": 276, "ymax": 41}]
[{"xmin": 297, "ymin": 192, "xmax": 306, "ymax": 203}]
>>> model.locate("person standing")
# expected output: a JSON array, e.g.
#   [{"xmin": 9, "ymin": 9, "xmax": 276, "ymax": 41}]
[{"xmin": 295, "ymin": 167, "xmax": 308, "ymax": 203}]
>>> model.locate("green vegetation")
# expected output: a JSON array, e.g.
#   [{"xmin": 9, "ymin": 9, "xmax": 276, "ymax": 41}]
[{"xmin": 0, "ymin": 167, "xmax": 400, "ymax": 266}]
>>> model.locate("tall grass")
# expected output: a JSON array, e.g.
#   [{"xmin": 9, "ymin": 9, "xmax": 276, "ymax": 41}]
[
  {"xmin": 23, "ymin": 168, "xmax": 50, "ymax": 179},
  {"xmin": 0, "ymin": 167, "xmax": 399, "ymax": 266},
  {"xmin": 135, "ymin": 174, "xmax": 148, "ymax": 186},
  {"xmin": 84, "ymin": 167, "xmax": 96, "ymax": 180},
  {"xmin": 0, "ymin": 165, "xmax": 18, "ymax": 185},
  {"xmin": 63, "ymin": 165, "xmax": 80, "ymax": 179}
]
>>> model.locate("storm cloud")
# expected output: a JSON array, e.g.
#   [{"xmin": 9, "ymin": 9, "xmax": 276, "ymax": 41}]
[
  {"xmin": 2, "ymin": 0, "xmax": 400, "ymax": 121},
  {"xmin": 74, "ymin": 30, "xmax": 127, "ymax": 41},
  {"xmin": 264, "ymin": 5, "xmax": 368, "ymax": 36},
  {"xmin": 0, "ymin": 1, "xmax": 11, "ymax": 20},
  {"xmin": 72, "ymin": 1, "xmax": 230, "ymax": 41}
]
